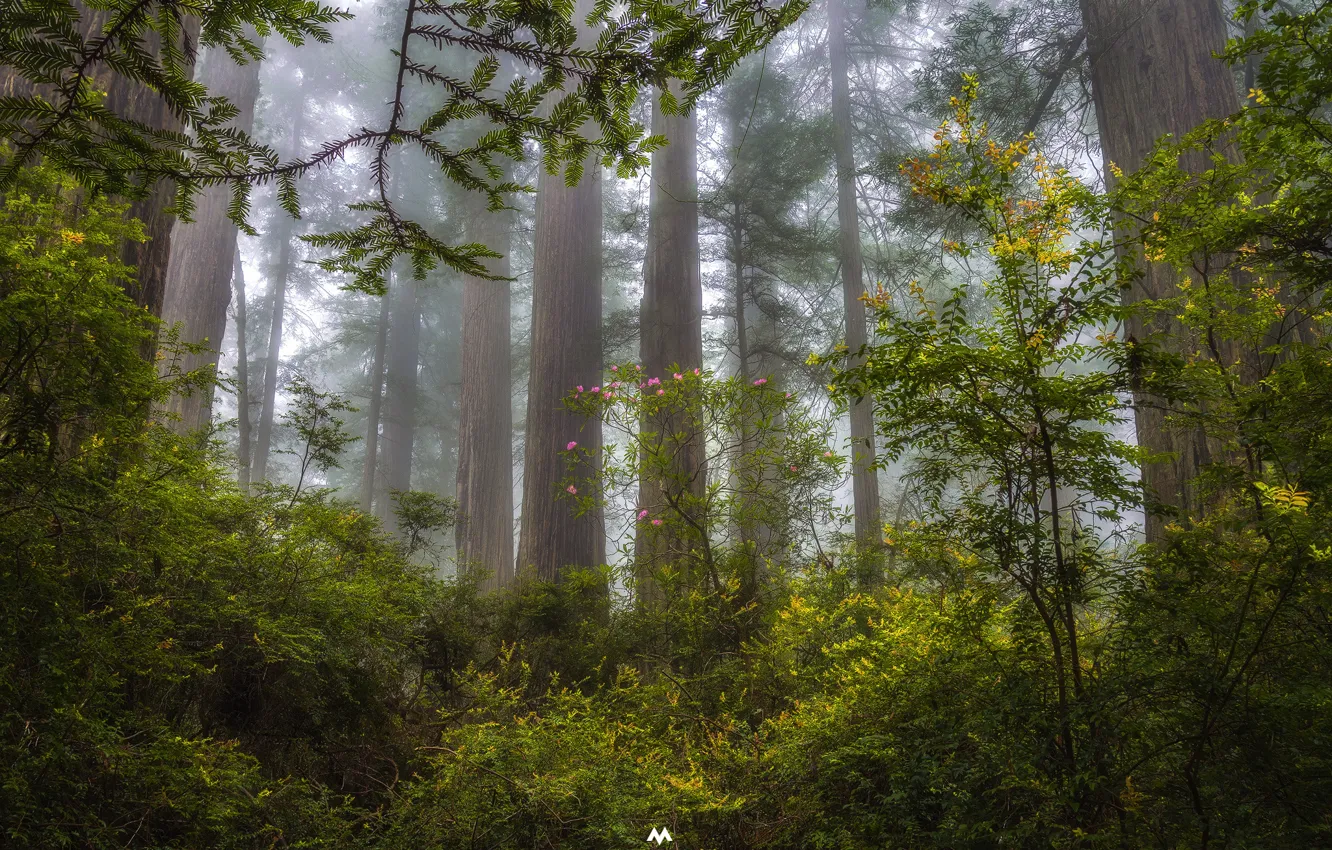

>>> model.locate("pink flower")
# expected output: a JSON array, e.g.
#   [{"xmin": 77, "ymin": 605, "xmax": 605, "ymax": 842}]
[
  {"xmin": 674, "ymin": 373, "xmax": 683, "ymax": 380},
  {"xmin": 611, "ymin": 381, "xmax": 620, "ymax": 388},
  {"xmin": 651, "ymin": 519, "xmax": 663, "ymax": 526},
  {"xmin": 566, "ymin": 485, "xmax": 578, "ymax": 494},
  {"xmin": 576, "ymin": 385, "xmax": 584, "ymax": 393},
  {"xmin": 639, "ymin": 382, "xmax": 646, "ymax": 389},
  {"xmin": 657, "ymin": 388, "xmax": 665, "ymax": 396},
  {"xmin": 785, "ymin": 392, "xmax": 791, "ymax": 398},
  {"xmin": 638, "ymin": 509, "xmax": 649, "ymax": 520},
  {"xmin": 610, "ymin": 365, "xmax": 618, "ymax": 372},
  {"xmin": 823, "ymin": 451, "xmax": 833, "ymax": 458},
  {"xmin": 789, "ymin": 465, "xmax": 798, "ymax": 472},
  {"xmin": 648, "ymin": 377, "xmax": 661, "ymax": 386},
  {"xmin": 693, "ymin": 368, "xmax": 700, "ymax": 376},
  {"xmin": 591, "ymin": 386, "xmax": 600, "ymax": 394},
  {"xmin": 603, "ymin": 391, "xmax": 612, "ymax": 399},
  {"xmin": 753, "ymin": 378, "xmax": 767, "ymax": 386},
  {"xmin": 567, "ymin": 441, "xmax": 578, "ymax": 450}
]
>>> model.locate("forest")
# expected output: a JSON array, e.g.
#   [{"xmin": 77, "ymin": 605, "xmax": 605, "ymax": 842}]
[{"xmin": 2, "ymin": 0, "xmax": 1331, "ymax": 844}]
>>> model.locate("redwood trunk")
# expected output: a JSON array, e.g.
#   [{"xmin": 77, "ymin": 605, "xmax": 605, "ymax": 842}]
[
  {"xmin": 1080, "ymin": 0, "xmax": 1240, "ymax": 539},
  {"xmin": 160, "ymin": 37, "xmax": 263, "ymax": 433},
  {"xmin": 456, "ymin": 192, "xmax": 516, "ymax": 589},
  {"xmin": 233, "ymin": 246, "xmax": 253, "ymax": 491},
  {"xmin": 381, "ymin": 269, "xmax": 423, "ymax": 532},
  {"xmin": 251, "ymin": 102, "xmax": 304, "ymax": 484},
  {"xmin": 516, "ymin": 0, "xmax": 605, "ymax": 583},
  {"xmin": 636, "ymin": 85, "xmax": 705, "ymax": 602},
  {"xmin": 828, "ymin": 0, "xmax": 883, "ymax": 553},
  {"xmin": 360, "ymin": 275, "xmax": 392, "ymax": 514},
  {"xmin": 517, "ymin": 156, "xmax": 605, "ymax": 582}
]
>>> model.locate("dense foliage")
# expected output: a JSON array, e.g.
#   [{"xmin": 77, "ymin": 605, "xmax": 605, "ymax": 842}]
[{"xmin": 4, "ymin": 0, "xmax": 1332, "ymax": 848}]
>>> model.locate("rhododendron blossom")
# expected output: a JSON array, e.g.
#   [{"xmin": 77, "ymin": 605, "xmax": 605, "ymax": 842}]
[
  {"xmin": 567, "ymin": 441, "xmax": 578, "ymax": 450},
  {"xmin": 673, "ymin": 373, "xmax": 682, "ymax": 380},
  {"xmin": 651, "ymin": 519, "xmax": 663, "ymax": 526},
  {"xmin": 753, "ymin": 378, "xmax": 767, "ymax": 386},
  {"xmin": 637, "ymin": 509, "xmax": 649, "ymax": 520},
  {"xmin": 657, "ymin": 389, "xmax": 665, "ymax": 396},
  {"xmin": 566, "ymin": 485, "xmax": 577, "ymax": 494}
]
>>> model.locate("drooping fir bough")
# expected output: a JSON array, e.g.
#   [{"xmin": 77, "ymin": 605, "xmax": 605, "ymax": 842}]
[{"xmin": 0, "ymin": 0, "xmax": 804, "ymax": 293}]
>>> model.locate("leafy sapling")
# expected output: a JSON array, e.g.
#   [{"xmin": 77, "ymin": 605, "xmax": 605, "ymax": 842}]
[{"xmin": 276, "ymin": 374, "xmax": 359, "ymax": 500}]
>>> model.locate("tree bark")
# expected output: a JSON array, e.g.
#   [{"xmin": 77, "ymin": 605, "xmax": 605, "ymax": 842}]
[
  {"xmin": 251, "ymin": 216, "xmax": 293, "ymax": 484},
  {"xmin": 456, "ymin": 191, "xmax": 516, "ymax": 589},
  {"xmin": 233, "ymin": 246, "xmax": 253, "ymax": 492},
  {"xmin": 733, "ymin": 206, "xmax": 751, "ymax": 385},
  {"xmin": 381, "ymin": 268, "xmax": 423, "ymax": 532},
  {"xmin": 517, "ymin": 155, "xmax": 605, "ymax": 582},
  {"xmin": 828, "ymin": 0, "xmax": 883, "ymax": 555},
  {"xmin": 160, "ymin": 36, "xmax": 263, "ymax": 433},
  {"xmin": 251, "ymin": 98, "xmax": 304, "ymax": 484},
  {"xmin": 360, "ymin": 272, "xmax": 392, "ymax": 514},
  {"xmin": 1080, "ymin": 0, "xmax": 1240, "ymax": 540},
  {"xmin": 745, "ymin": 273, "xmax": 787, "ymax": 564},
  {"xmin": 635, "ymin": 84, "xmax": 705, "ymax": 604},
  {"xmin": 516, "ymin": 0, "xmax": 605, "ymax": 584}
]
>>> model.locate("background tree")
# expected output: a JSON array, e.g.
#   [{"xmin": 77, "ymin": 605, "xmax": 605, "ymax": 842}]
[
  {"xmin": 380, "ymin": 267, "xmax": 424, "ymax": 531},
  {"xmin": 158, "ymin": 33, "xmax": 263, "ymax": 433},
  {"xmin": 1079, "ymin": 0, "xmax": 1243, "ymax": 538},
  {"xmin": 516, "ymin": 0, "xmax": 608, "ymax": 583},
  {"xmin": 827, "ymin": 0, "xmax": 882, "ymax": 557},
  {"xmin": 456, "ymin": 187, "xmax": 516, "ymax": 588},
  {"xmin": 635, "ymin": 80, "xmax": 704, "ymax": 603},
  {"xmin": 251, "ymin": 82, "xmax": 306, "ymax": 484}
]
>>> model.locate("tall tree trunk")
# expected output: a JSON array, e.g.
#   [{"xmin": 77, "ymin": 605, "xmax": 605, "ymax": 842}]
[
  {"xmin": 434, "ymin": 282, "xmax": 464, "ymax": 506},
  {"xmin": 233, "ymin": 246, "xmax": 254, "ymax": 492},
  {"xmin": 733, "ymin": 206, "xmax": 751, "ymax": 386},
  {"xmin": 728, "ymin": 123, "xmax": 761, "ymax": 573},
  {"xmin": 1080, "ymin": 0, "xmax": 1240, "ymax": 540},
  {"xmin": 516, "ymin": 0, "xmax": 605, "ymax": 584},
  {"xmin": 724, "ymin": 100, "xmax": 776, "ymax": 575},
  {"xmin": 745, "ymin": 274, "xmax": 787, "ymax": 564},
  {"xmin": 456, "ymin": 191, "xmax": 516, "ymax": 589},
  {"xmin": 360, "ymin": 272, "xmax": 392, "ymax": 514},
  {"xmin": 828, "ymin": 0, "xmax": 883, "ymax": 555},
  {"xmin": 636, "ymin": 84, "xmax": 705, "ymax": 604},
  {"xmin": 381, "ymin": 268, "xmax": 423, "ymax": 532},
  {"xmin": 251, "ymin": 100, "xmax": 305, "ymax": 484},
  {"xmin": 517, "ymin": 154, "xmax": 605, "ymax": 583},
  {"xmin": 160, "ymin": 36, "xmax": 263, "ymax": 433},
  {"xmin": 1, "ymin": 7, "xmax": 201, "ymax": 320}
]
